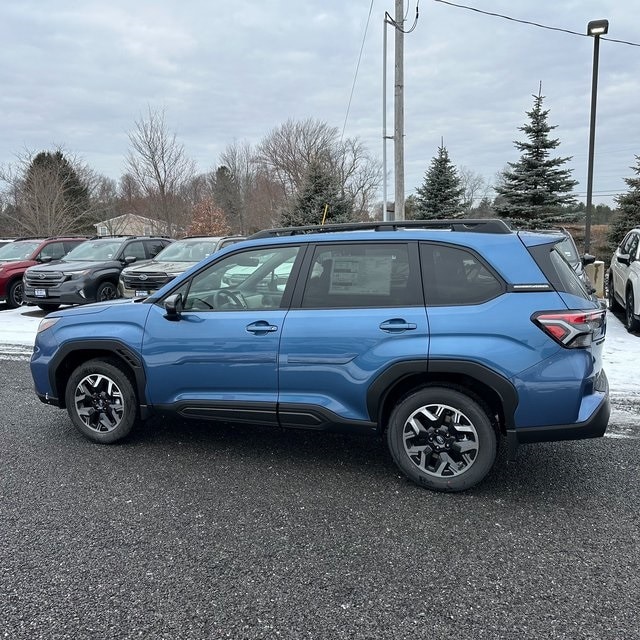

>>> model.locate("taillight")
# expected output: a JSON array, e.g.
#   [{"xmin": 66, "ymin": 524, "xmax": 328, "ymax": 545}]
[{"xmin": 532, "ymin": 309, "xmax": 606, "ymax": 348}]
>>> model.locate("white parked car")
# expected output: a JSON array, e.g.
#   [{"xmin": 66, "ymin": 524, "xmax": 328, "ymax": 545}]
[{"xmin": 609, "ymin": 228, "xmax": 640, "ymax": 332}]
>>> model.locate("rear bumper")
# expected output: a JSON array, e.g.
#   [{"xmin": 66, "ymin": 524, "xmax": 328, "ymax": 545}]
[{"xmin": 507, "ymin": 370, "xmax": 610, "ymax": 460}]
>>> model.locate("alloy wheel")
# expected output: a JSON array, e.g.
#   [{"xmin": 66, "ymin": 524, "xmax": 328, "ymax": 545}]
[
  {"xmin": 402, "ymin": 403, "xmax": 479, "ymax": 478},
  {"xmin": 73, "ymin": 373, "xmax": 125, "ymax": 433}
]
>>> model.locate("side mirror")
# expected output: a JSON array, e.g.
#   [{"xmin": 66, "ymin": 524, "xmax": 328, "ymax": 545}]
[
  {"xmin": 164, "ymin": 293, "xmax": 183, "ymax": 320},
  {"xmin": 124, "ymin": 256, "xmax": 137, "ymax": 264},
  {"xmin": 616, "ymin": 253, "xmax": 630, "ymax": 266},
  {"xmin": 582, "ymin": 253, "xmax": 596, "ymax": 266},
  {"xmin": 39, "ymin": 256, "xmax": 53, "ymax": 263}
]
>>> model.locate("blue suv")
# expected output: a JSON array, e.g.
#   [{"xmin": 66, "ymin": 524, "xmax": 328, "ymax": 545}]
[{"xmin": 30, "ymin": 220, "xmax": 609, "ymax": 492}]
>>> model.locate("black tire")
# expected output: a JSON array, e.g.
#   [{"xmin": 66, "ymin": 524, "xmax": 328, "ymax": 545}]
[
  {"xmin": 386, "ymin": 386, "xmax": 497, "ymax": 492},
  {"xmin": 625, "ymin": 288, "xmax": 640, "ymax": 333},
  {"xmin": 607, "ymin": 272, "xmax": 620, "ymax": 311},
  {"xmin": 37, "ymin": 303, "xmax": 60, "ymax": 312},
  {"xmin": 7, "ymin": 279, "xmax": 23, "ymax": 309},
  {"xmin": 64, "ymin": 358, "xmax": 138, "ymax": 443},
  {"xmin": 96, "ymin": 281, "xmax": 119, "ymax": 302}
]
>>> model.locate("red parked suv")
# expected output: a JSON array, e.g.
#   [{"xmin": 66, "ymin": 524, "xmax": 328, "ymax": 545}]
[{"xmin": 0, "ymin": 236, "xmax": 88, "ymax": 308}]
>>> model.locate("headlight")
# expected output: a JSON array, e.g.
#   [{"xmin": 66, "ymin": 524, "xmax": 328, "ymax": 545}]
[
  {"xmin": 37, "ymin": 317, "xmax": 60, "ymax": 333},
  {"xmin": 62, "ymin": 269, "xmax": 90, "ymax": 278}
]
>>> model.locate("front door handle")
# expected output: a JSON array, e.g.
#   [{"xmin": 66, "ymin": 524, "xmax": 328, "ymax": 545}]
[
  {"xmin": 379, "ymin": 319, "xmax": 417, "ymax": 333},
  {"xmin": 246, "ymin": 321, "xmax": 278, "ymax": 334}
]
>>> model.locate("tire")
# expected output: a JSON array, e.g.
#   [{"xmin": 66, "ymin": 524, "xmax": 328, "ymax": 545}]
[
  {"xmin": 37, "ymin": 303, "xmax": 60, "ymax": 312},
  {"xmin": 607, "ymin": 272, "xmax": 620, "ymax": 311},
  {"xmin": 7, "ymin": 279, "xmax": 23, "ymax": 309},
  {"xmin": 625, "ymin": 288, "xmax": 640, "ymax": 333},
  {"xmin": 96, "ymin": 281, "xmax": 119, "ymax": 302},
  {"xmin": 386, "ymin": 386, "xmax": 497, "ymax": 492},
  {"xmin": 64, "ymin": 358, "xmax": 138, "ymax": 443}
]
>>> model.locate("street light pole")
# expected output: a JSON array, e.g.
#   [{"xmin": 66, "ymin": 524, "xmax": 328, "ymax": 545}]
[{"xmin": 584, "ymin": 19, "xmax": 609, "ymax": 254}]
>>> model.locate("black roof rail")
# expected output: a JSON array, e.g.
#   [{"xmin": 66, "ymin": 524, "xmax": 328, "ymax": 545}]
[{"xmin": 249, "ymin": 218, "xmax": 513, "ymax": 239}]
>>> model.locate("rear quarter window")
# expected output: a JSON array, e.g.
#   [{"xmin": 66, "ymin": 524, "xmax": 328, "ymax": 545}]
[{"xmin": 529, "ymin": 242, "xmax": 591, "ymax": 300}]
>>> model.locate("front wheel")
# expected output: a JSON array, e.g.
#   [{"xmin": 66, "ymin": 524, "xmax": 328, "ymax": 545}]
[
  {"xmin": 386, "ymin": 386, "xmax": 497, "ymax": 492},
  {"xmin": 626, "ymin": 288, "xmax": 640, "ymax": 333},
  {"xmin": 96, "ymin": 281, "xmax": 119, "ymax": 302},
  {"xmin": 7, "ymin": 279, "xmax": 24, "ymax": 308},
  {"xmin": 607, "ymin": 272, "xmax": 620, "ymax": 311},
  {"xmin": 65, "ymin": 358, "xmax": 138, "ymax": 443}
]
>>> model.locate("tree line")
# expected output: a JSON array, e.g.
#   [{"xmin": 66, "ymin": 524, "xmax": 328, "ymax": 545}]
[{"xmin": 1, "ymin": 94, "xmax": 639, "ymax": 255}]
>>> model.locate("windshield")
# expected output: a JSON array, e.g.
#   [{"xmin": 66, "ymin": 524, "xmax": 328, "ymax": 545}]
[
  {"xmin": 155, "ymin": 239, "xmax": 221, "ymax": 262},
  {"xmin": 0, "ymin": 241, "xmax": 40, "ymax": 261},
  {"xmin": 556, "ymin": 235, "xmax": 579, "ymax": 268},
  {"xmin": 64, "ymin": 239, "xmax": 125, "ymax": 261}
]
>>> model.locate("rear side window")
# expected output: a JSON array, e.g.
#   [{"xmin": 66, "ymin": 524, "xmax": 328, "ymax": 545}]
[
  {"xmin": 529, "ymin": 242, "xmax": 591, "ymax": 300},
  {"xmin": 300, "ymin": 243, "xmax": 421, "ymax": 308},
  {"xmin": 420, "ymin": 243, "xmax": 504, "ymax": 306}
]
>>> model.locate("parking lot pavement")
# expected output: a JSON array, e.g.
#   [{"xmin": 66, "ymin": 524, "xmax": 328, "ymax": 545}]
[{"xmin": 1, "ymin": 359, "xmax": 640, "ymax": 639}]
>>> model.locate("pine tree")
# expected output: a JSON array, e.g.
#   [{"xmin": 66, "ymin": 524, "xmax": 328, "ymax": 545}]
[
  {"xmin": 608, "ymin": 156, "xmax": 640, "ymax": 250},
  {"xmin": 495, "ymin": 90, "xmax": 578, "ymax": 228},
  {"xmin": 282, "ymin": 161, "xmax": 353, "ymax": 227},
  {"xmin": 414, "ymin": 144, "xmax": 464, "ymax": 219}
]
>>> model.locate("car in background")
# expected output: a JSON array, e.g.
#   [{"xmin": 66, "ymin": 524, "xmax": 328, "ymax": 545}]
[
  {"xmin": 534, "ymin": 228, "xmax": 597, "ymax": 297},
  {"xmin": 23, "ymin": 235, "xmax": 172, "ymax": 311},
  {"xmin": 0, "ymin": 236, "xmax": 89, "ymax": 308},
  {"xmin": 119, "ymin": 235, "xmax": 244, "ymax": 298},
  {"xmin": 609, "ymin": 228, "xmax": 640, "ymax": 332}
]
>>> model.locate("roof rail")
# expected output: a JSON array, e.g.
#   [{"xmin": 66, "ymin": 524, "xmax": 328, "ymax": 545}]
[{"xmin": 249, "ymin": 218, "xmax": 513, "ymax": 239}]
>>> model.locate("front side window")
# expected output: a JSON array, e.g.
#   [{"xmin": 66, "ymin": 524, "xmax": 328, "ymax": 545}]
[
  {"xmin": 174, "ymin": 245, "xmax": 300, "ymax": 312},
  {"xmin": 627, "ymin": 233, "xmax": 639, "ymax": 261},
  {"xmin": 39, "ymin": 242, "xmax": 66, "ymax": 260},
  {"xmin": 301, "ymin": 243, "xmax": 419, "ymax": 309},
  {"xmin": 421, "ymin": 243, "xmax": 504, "ymax": 306},
  {"xmin": 122, "ymin": 242, "xmax": 146, "ymax": 260}
]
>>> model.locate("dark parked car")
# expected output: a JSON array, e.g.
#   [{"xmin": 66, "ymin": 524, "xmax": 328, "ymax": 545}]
[
  {"xmin": 30, "ymin": 219, "xmax": 609, "ymax": 492},
  {"xmin": 23, "ymin": 236, "xmax": 172, "ymax": 311},
  {"xmin": 119, "ymin": 235, "xmax": 244, "ymax": 298},
  {"xmin": 0, "ymin": 236, "xmax": 88, "ymax": 308}
]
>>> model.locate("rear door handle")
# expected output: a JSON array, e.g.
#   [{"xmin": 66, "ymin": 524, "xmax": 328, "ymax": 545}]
[
  {"xmin": 246, "ymin": 321, "xmax": 278, "ymax": 334},
  {"xmin": 379, "ymin": 319, "xmax": 417, "ymax": 333}
]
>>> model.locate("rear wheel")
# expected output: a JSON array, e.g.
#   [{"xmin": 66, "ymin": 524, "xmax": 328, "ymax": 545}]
[
  {"xmin": 625, "ymin": 288, "xmax": 640, "ymax": 332},
  {"xmin": 386, "ymin": 386, "xmax": 497, "ymax": 492},
  {"xmin": 7, "ymin": 279, "xmax": 23, "ymax": 308},
  {"xmin": 65, "ymin": 358, "xmax": 138, "ymax": 443}
]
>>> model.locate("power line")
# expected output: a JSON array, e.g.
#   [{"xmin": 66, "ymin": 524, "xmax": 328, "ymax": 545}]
[
  {"xmin": 341, "ymin": 0, "xmax": 375, "ymax": 141},
  {"xmin": 433, "ymin": 0, "xmax": 640, "ymax": 47}
]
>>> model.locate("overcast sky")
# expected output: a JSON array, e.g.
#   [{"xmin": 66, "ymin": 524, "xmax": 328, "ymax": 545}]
[{"xmin": 1, "ymin": 0, "xmax": 639, "ymax": 207}]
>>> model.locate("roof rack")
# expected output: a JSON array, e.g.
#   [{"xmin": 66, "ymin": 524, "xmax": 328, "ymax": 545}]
[{"xmin": 249, "ymin": 218, "xmax": 512, "ymax": 239}]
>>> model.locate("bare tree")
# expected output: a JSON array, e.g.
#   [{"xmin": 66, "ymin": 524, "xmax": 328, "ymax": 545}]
[
  {"xmin": 125, "ymin": 107, "xmax": 196, "ymax": 235},
  {"xmin": 255, "ymin": 118, "xmax": 381, "ymax": 220},
  {"xmin": 458, "ymin": 166, "xmax": 489, "ymax": 214}
]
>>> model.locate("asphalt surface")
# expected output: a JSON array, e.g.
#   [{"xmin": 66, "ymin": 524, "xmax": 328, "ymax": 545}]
[{"xmin": 1, "ymin": 359, "xmax": 639, "ymax": 640}]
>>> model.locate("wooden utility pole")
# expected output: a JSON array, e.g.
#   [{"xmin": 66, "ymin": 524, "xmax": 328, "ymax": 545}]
[{"xmin": 394, "ymin": 0, "xmax": 405, "ymax": 220}]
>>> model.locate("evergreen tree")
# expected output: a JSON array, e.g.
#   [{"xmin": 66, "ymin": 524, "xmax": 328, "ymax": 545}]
[
  {"xmin": 212, "ymin": 166, "xmax": 244, "ymax": 234},
  {"xmin": 608, "ymin": 156, "xmax": 640, "ymax": 250},
  {"xmin": 282, "ymin": 161, "xmax": 353, "ymax": 227},
  {"xmin": 414, "ymin": 144, "xmax": 464, "ymax": 219},
  {"xmin": 495, "ymin": 90, "xmax": 578, "ymax": 228}
]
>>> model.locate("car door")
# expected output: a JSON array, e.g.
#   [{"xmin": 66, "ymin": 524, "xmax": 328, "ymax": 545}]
[
  {"xmin": 612, "ymin": 231, "xmax": 637, "ymax": 301},
  {"xmin": 141, "ymin": 244, "xmax": 303, "ymax": 425},
  {"xmin": 278, "ymin": 241, "xmax": 428, "ymax": 427}
]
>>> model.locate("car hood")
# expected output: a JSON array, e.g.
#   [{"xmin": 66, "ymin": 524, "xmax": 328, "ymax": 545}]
[
  {"xmin": 0, "ymin": 259, "xmax": 36, "ymax": 270},
  {"xmin": 29, "ymin": 259, "xmax": 118, "ymax": 272},
  {"xmin": 123, "ymin": 260, "xmax": 192, "ymax": 275},
  {"xmin": 48, "ymin": 297, "xmax": 145, "ymax": 318}
]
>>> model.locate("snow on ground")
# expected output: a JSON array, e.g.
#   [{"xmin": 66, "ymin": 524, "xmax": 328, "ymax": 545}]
[{"xmin": 0, "ymin": 303, "xmax": 638, "ymax": 432}]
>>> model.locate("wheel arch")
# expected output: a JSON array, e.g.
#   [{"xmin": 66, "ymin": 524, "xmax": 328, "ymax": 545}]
[
  {"xmin": 368, "ymin": 359, "xmax": 518, "ymax": 435},
  {"xmin": 50, "ymin": 340, "xmax": 150, "ymax": 417}
]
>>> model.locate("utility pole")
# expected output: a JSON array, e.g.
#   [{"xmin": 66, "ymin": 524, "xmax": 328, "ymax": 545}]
[{"xmin": 394, "ymin": 0, "xmax": 405, "ymax": 220}]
